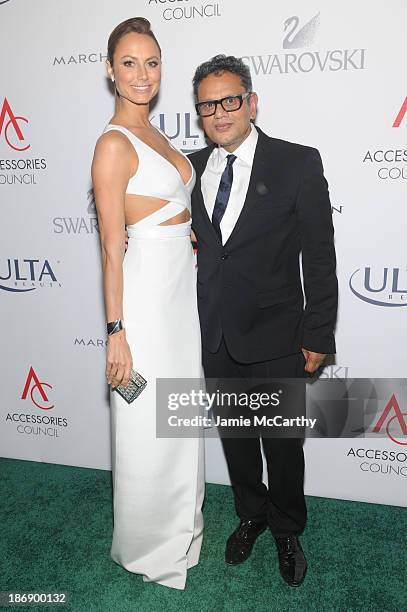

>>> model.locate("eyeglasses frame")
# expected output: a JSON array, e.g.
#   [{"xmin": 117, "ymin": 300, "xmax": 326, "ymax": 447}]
[{"xmin": 195, "ymin": 91, "xmax": 252, "ymax": 117}]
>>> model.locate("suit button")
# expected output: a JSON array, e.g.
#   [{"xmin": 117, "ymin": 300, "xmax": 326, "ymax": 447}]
[{"xmin": 221, "ymin": 251, "xmax": 229, "ymax": 260}]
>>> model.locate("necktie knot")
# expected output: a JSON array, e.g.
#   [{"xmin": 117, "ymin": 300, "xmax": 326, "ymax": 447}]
[{"xmin": 226, "ymin": 154, "xmax": 237, "ymax": 166}]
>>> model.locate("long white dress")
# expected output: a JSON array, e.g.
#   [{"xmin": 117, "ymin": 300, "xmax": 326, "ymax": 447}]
[{"xmin": 104, "ymin": 123, "xmax": 204, "ymax": 590}]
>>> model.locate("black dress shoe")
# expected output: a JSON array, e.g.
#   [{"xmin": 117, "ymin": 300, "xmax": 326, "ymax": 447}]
[
  {"xmin": 225, "ymin": 520, "xmax": 267, "ymax": 565},
  {"xmin": 274, "ymin": 535, "xmax": 307, "ymax": 587}
]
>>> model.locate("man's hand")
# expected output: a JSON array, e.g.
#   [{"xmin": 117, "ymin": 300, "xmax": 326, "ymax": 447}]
[{"xmin": 301, "ymin": 348, "xmax": 326, "ymax": 374}]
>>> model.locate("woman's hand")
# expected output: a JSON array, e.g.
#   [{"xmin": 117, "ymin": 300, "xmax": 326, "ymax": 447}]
[{"xmin": 106, "ymin": 330, "xmax": 133, "ymax": 388}]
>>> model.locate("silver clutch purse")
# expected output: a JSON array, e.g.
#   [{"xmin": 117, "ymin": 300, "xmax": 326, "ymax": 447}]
[{"xmin": 113, "ymin": 369, "xmax": 147, "ymax": 404}]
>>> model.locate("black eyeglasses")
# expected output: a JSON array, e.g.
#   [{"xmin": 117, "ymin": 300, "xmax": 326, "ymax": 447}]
[{"xmin": 195, "ymin": 92, "xmax": 252, "ymax": 117}]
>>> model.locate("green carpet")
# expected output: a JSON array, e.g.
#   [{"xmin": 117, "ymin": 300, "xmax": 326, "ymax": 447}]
[{"xmin": 0, "ymin": 458, "xmax": 405, "ymax": 612}]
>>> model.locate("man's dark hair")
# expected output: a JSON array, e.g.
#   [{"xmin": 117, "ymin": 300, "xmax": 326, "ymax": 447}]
[{"xmin": 192, "ymin": 54, "xmax": 253, "ymax": 98}]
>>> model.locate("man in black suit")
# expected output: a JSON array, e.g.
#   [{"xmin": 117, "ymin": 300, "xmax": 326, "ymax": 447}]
[{"xmin": 189, "ymin": 55, "xmax": 338, "ymax": 587}]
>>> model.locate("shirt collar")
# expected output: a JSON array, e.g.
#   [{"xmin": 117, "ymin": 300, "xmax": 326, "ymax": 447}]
[{"xmin": 214, "ymin": 122, "xmax": 258, "ymax": 167}]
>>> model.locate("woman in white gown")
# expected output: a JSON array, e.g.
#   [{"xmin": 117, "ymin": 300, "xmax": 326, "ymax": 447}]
[{"xmin": 91, "ymin": 18, "xmax": 204, "ymax": 590}]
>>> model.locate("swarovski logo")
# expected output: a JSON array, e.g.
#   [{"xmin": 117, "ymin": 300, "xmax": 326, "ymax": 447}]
[
  {"xmin": 283, "ymin": 12, "xmax": 320, "ymax": 49},
  {"xmin": 53, "ymin": 190, "xmax": 99, "ymax": 236},
  {"xmin": 242, "ymin": 12, "xmax": 367, "ymax": 76}
]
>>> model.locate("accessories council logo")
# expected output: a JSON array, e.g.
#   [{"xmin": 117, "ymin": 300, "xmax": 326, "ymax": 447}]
[
  {"xmin": 4, "ymin": 366, "xmax": 69, "ymax": 439},
  {"xmin": 392, "ymin": 97, "xmax": 407, "ymax": 128},
  {"xmin": 362, "ymin": 97, "xmax": 407, "ymax": 181},
  {"xmin": 373, "ymin": 394, "xmax": 407, "ymax": 446},
  {"xmin": 21, "ymin": 366, "xmax": 54, "ymax": 411},
  {"xmin": 148, "ymin": 0, "xmax": 221, "ymax": 21},
  {"xmin": 0, "ymin": 98, "xmax": 30, "ymax": 151},
  {"xmin": 0, "ymin": 98, "xmax": 47, "ymax": 186}
]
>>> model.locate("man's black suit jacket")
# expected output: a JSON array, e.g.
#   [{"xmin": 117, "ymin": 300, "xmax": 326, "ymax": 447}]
[{"xmin": 188, "ymin": 125, "xmax": 338, "ymax": 364}]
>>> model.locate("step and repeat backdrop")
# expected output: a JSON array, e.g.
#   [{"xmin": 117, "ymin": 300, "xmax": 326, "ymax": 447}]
[{"xmin": 1, "ymin": 0, "xmax": 406, "ymax": 506}]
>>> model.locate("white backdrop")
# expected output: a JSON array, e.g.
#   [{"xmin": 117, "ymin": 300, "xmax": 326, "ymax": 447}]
[{"xmin": 1, "ymin": 0, "xmax": 406, "ymax": 507}]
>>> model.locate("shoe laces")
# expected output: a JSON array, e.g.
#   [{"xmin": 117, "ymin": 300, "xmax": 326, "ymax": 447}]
[
  {"xmin": 277, "ymin": 536, "xmax": 298, "ymax": 555},
  {"xmin": 237, "ymin": 523, "xmax": 251, "ymax": 539}
]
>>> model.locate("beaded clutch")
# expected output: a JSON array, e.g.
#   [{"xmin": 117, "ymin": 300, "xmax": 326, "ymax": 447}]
[{"xmin": 113, "ymin": 369, "xmax": 147, "ymax": 404}]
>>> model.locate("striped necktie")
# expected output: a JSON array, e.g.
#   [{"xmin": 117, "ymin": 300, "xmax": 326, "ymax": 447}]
[{"xmin": 211, "ymin": 153, "xmax": 237, "ymax": 240}]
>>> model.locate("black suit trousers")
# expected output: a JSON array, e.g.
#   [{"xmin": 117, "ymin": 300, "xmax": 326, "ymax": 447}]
[{"xmin": 203, "ymin": 337, "xmax": 307, "ymax": 537}]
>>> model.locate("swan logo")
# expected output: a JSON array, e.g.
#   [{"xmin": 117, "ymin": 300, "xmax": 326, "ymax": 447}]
[
  {"xmin": 373, "ymin": 395, "xmax": 407, "ymax": 446},
  {"xmin": 349, "ymin": 267, "xmax": 407, "ymax": 307},
  {"xmin": 0, "ymin": 258, "xmax": 61, "ymax": 292},
  {"xmin": 21, "ymin": 367, "xmax": 54, "ymax": 411},
  {"xmin": 393, "ymin": 97, "xmax": 407, "ymax": 128},
  {"xmin": 150, "ymin": 112, "xmax": 205, "ymax": 153},
  {"xmin": 87, "ymin": 188, "xmax": 96, "ymax": 215},
  {"xmin": 52, "ymin": 190, "xmax": 99, "ymax": 236},
  {"xmin": 0, "ymin": 98, "xmax": 30, "ymax": 151},
  {"xmin": 283, "ymin": 13, "xmax": 320, "ymax": 49},
  {"xmin": 242, "ymin": 12, "xmax": 367, "ymax": 76}
]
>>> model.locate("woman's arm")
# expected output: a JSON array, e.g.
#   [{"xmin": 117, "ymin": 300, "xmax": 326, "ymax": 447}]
[{"xmin": 91, "ymin": 131, "xmax": 137, "ymax": 388}]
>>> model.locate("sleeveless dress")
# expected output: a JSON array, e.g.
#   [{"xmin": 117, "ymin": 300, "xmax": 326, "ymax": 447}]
[{"xmin": 103, "ymin": 123, "xmax": 204, "ymax": 590}]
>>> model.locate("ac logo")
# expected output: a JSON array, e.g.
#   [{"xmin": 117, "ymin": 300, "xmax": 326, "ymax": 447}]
[
  {"xmin": 392, "ymin": 97, "xmax": 407, "ymax": 128},
  {"xmin": 373, "ymin": 394, "xmax": 407, "ymax": 445},
  {"xmin": 21, "ymin": 366, "xmax": 54, "ymax": 410},
  {"xmin": 0, "ymin": 98, "xmax": 30, "ymax": 151}
]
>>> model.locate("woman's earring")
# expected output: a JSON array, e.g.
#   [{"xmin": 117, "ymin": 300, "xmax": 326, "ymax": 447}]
[{"xmin": 111, "ymin": 76, "xmax": 115, "ymax": 83}]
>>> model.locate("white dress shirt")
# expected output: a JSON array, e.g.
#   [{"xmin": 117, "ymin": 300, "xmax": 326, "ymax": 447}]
[{"xmin": 201, "ymin": 123, "xmax": 258, "ymax": 244}]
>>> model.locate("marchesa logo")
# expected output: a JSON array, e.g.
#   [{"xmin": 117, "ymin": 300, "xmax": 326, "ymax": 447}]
[
  {"xmin": 0, "ymin": 258, "xmax": 61, "ymax": 292},
  {"xmin": 373, "ymin": 394, "xmax": 407, "ymax": 446},
  {"xmin": 74, "ymin": 337, "xmax": 107, "ymax": 348},
  {"xmin": 53, "ymin": 190, "xmax": 99, "ymax": 235},
  {"xmin": 0, "ymin": 98, "xmax": 30, "ymax": 151},
  {"xmin": 21, "ymin": 366, "xmax": 54, "ymax": 410},
  {"xmin": 242, "ymin": 12, "xmax": 366, "ymax": 76},
  {"xmin": 150, "ymin": 112, "xmax": 205, "ymax": 154},
  {"xmin": 349, "ymin": 267, "xmax": 407, "ymax": 307},
  {"xmin": 393, "ymin": 97, "xmax": 407, "ymax": 128},
  {"xmin": 53, "ymin": 51, "xmax": 107, "ymax": 67}
]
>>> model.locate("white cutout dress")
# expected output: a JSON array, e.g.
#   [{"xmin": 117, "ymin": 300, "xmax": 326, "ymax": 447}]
[{"xmin": 103, "ymin": 123, "xmax": 204, "ymax": 590}]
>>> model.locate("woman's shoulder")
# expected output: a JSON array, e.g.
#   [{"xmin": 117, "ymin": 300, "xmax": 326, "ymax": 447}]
[
  {"xmin": 94, "ymin": 126, "xmax": 137, "ymax": 160},
  {"xmin": 92, "ymin": 127, "xmax": 139, "ymax": 182}
]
